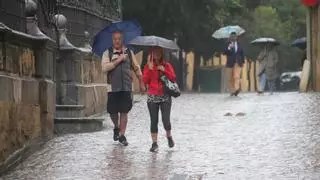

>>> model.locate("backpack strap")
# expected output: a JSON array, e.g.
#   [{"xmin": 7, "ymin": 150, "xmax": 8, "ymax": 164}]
[
  {"xmin": 108, "ymin": 47, "xmax": 113, "ymax": 62},
  {"xmin": 126, "ymin": 48, "xmax": 134, "ymax": 70},
  {"xmin": 107, "ymin": 47, "xmax": 113, "ymax": 84}
]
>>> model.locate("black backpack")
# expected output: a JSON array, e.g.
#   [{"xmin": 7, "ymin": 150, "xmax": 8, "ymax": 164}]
[{"xmin": 107, "ymin": 47, "xmax": 133, "ymax": 84}]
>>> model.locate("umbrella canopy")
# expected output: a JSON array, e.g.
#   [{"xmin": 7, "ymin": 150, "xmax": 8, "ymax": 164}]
[
  {"xmin": 128, "ymin": 36, "xmax": 180, "ymax": 50},
  {"xmin": 212, "ymin": 25, "xmax": 245, "ymax": 39},
  {"xmin": 291, "ymin": 37, "xmax": 306, "ymax": 49},
  {"xmin": 251, "ymin": 37, "xmax": 279, "ymax": 45},
  {"xmin": 92, "ymin": 20, "xmax": 142, "ymax": 57}
]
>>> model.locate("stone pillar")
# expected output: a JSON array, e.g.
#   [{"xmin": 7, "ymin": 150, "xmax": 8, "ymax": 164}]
[
  {"xmin": 25, "ymin": 0, "xmax": 47, "ymax": 38},
  {"xmin": 25, "ymin": 0, "xmax": 56, "ymax": 139},
  {"xmin": 52, "ymin": 15, "xmax": 107, "ymax": 133},
  {"xmin": 53, "ymin": 14, "xmax": 77, "ymax": 104},
  {"xmin": 78, "ymin": 31, "xmax": 92, "ymax": 53},
  {"xmin": 54, "ymin": 14, "xmax": 76, "ymax": 50}
]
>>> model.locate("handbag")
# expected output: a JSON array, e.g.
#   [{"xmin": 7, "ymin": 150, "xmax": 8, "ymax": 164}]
[{"xmin": 160, "ymin": 75, "xmax": 181, "ymax": 98}]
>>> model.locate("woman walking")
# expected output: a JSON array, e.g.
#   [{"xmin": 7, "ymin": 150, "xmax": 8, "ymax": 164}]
[
  {"xmin": 256, "ymin": 43, "xmax": 279, "ymax": 94},
  {"xmin": 143, "ymin": 47, "xmax": 176, "ymax": 152}
]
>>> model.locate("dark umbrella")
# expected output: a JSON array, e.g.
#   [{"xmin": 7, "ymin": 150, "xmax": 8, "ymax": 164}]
[
  {"xmin": 128, "ymin": 36, "xmax": 180, "ymax": 50},
  {"xmin": 291, "ymin": 37, "xmax": 306, "ymax": 49},
  {"xmin": 92, "ymin": 20, "xmax": 142, "ymax": 57}
]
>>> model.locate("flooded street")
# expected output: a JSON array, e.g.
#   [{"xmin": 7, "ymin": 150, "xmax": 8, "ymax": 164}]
[{"xmin": 2, "ymin": 93, "xmax": 320, "ymax": 180}]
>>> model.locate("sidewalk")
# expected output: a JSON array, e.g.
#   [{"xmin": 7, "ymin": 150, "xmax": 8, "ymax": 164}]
[{"xmin": 2, "ymin": 93, "xmax": 320, "ymax": 179}]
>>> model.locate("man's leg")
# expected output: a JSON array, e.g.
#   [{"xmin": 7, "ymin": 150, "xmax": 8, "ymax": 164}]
[
  {"xmin": 233, "ymin": 64, "xmax": 242, "ymax": 96},
  {"xmin": 119, "ymin": 113, "xmax": 128, "ymax": 136},
  {"xmin": 268, "ymin": 79, "xmax": 276, "ymax": 95},
  {"xmin": 226, "ymin": 67, "xmax": 234, "ymax": 94},
  {"xmin": 258, "ymin": 73, "xmax": 267, "ymax": 92},
  {"xmin": 118, "ymin": 91, "xmax": 133, "ymax": 146},
  {"xmin": 107, "ymin": 92, "xmax": 120, "ymax": 141},
  {"xmin": 110, "ymin": 113, "xmax": 120, "ymax": 141}
]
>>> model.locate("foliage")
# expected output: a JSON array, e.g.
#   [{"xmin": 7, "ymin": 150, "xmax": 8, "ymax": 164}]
[{"xmin": 122, "ymin": 0, "xmax": 307, "ymax": 71}]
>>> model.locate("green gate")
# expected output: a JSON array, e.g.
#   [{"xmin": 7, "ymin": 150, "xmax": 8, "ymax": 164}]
[{"xmin": 198, "ymin": 67, "xmax": 222, "ymax": 92}]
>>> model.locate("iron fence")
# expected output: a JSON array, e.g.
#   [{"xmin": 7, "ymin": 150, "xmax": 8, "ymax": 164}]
[
  {"xmin": 0, "ymin": 0, "xmax": 26, "ymax": 32},
  {"xmin": 0, "ymin": 0, "xmax": 121, "ymax": 47},
  {"xmin": 58, "ymin": 0, "xmax": 121, "ymax": 46}
]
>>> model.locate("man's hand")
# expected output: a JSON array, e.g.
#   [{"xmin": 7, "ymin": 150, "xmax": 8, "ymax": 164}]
[
  {"xmin": 228, "ymin": 43, "xmax": 234, "ymax": 50},
  {"xmin": 119, "ymin": 54, "xmax": 127, "ymax": 62},
  {"xmin": 157, "ymin": 65, "xmax": 165, "ymax": 72},
  {"xmin": 113, "ymin": 53, "xmax": 127, "ymax": 66}
]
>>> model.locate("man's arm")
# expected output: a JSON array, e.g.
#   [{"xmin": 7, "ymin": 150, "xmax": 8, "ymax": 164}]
[
  {"xmin": 101, "ymin": 50, "xmax": 124, "ymax": 72},
  {"xmin": 130, "ymin": 50, "xmax": 146, "ymax": 91},
  {"xmin": 130, "ymin": 50, "xmax": 142, "ymax": 79}
]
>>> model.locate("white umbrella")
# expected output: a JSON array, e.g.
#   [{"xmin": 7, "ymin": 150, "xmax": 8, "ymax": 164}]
[
  {"xmin": 251, "ymin": 37, "xmax": 279, "ymax": 45},
  {"xmin": 128, "ymin": 36, "xmax": 180, "ymax": 50},
  {"xmin": 212, "ymin": 25, "xmax": 245, "ymax": 39}
]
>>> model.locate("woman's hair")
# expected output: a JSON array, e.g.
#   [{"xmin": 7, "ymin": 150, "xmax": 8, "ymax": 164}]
[{"xmin": 149, "ymin": 47, "xmax": 165, "ymax": 62}]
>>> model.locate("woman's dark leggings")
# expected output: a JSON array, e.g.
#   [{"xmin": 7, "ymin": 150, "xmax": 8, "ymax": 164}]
[{"xmin": 147, "ymin": 99, "xmax": 172, "ymax": 133}]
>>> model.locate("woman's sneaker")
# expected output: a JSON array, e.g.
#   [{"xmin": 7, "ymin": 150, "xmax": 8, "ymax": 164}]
[
  {"xmin": 119, "ymin": 135, "xmax": 129, "ymax": 146},
  {"xmin": 113, "ymin": 128, "xmax": 120, "ymax": 141},
  {"xmin": 150, "ymin": 142, "xmax": 159, "ymax": 152},
  {"xmin": 167, "ymin": 137, "xmax": 175, "ymax": 148}
]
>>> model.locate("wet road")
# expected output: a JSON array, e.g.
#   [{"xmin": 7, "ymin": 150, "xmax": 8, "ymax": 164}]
[{"xmin": 2, "ymin": 93, "xmax": 320, "ymax": 180}]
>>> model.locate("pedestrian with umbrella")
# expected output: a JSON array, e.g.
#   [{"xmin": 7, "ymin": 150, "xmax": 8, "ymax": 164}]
[
  {"xmin": 93, "ymin": 21, "xmax": 145, "ymax": 146},
  {"xmin": 213, "ymin": 25, "xmax": 246, "ymax": 96},
  {"xmin": 251, "ymin": 38, "xmax": 279, "ymax": 94},
  {"xmin": 292, "ymin": 37, "xmax": 306, "ymax": 68},
  {"xmin": 129, "ymin": 36, "xmax": 180, "ymax": 152}
]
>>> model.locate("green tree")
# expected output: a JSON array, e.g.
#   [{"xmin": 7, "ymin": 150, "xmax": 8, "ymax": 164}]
[{"xmin": 122, "ymin": 0, "xmax": 306, "ymax": 89}]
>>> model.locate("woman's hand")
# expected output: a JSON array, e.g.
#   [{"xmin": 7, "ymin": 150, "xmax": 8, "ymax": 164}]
[
  {"xmin": 157, "ymin": 65, "xmax": 165, "ymax": 71},
  {"xmin": 147, "ymin": 55, "xmax": 153, "ymax": 69},
  {"xmin": 148, "ymin": 63, "xmax": 153, "ymax": 70}
]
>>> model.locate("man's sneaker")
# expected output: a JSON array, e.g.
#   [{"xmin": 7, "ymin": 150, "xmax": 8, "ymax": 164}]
[
  {"xmin": 150, "ymin": 142, "xmax": 159, "ymax": 152},
  {"xmin": 167, "ymin": 137, "xmax": 175, "ymax": 148},
  {"xmin": 113, "ymin": 128, "xmax": 120, "ymax": 141},
  {"xmin": 119, "ymin": 135, "xmax": 129, "ymax": 146},
  {"xmin": 257, "ymin": 91, "xmax": 264, "ymax": 94}
]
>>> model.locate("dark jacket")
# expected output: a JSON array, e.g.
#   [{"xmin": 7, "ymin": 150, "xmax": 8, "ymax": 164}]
[{"xmin": 224, "ymin": 41, "xmax": 245, "ymax": 68}]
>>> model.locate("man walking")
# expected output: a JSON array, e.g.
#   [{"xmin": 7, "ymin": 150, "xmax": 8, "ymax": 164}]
[
  {"xmin": 101, "ymin": 31, "xmax": 145, "ymax": 146},
  {"xmin": 224, "ymin": 32, "xmax": 245, "ymax": 96}
]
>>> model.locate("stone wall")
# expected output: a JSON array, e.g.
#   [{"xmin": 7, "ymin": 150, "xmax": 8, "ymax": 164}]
[
  {"xmin": 0, "ymin": 25, "xmax": 56, "ymax": 172},
  {"xmin": 57, "ymin": 49, "xmax": 108, "ymax": 116}
]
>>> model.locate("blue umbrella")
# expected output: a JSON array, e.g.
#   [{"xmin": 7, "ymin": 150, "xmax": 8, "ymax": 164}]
[
  {"xmin": 291, "ymin": 37, "xmax": 306, "ymax": 49},
  {"xmin": 212, "ymin": 25, "xmax": 245, "ymax": 39},
  {"xmin": 92, "ymin": 20, "xmax": 142, "ymax": 57}
]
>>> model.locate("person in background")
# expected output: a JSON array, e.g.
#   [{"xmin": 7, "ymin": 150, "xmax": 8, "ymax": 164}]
[
  {"xmin": 301, "ymin": 49, "xmax": 307, "ymax": 69},
  {"xmin": 224, "ymin": 32, "xmax": 245, "ymax": 96},
  {"xmin": 143, "ymin": 47, "xmax": 176, "ymax": 152},
  {"xmin": 257, "ymin": 45, "xmax": 268, "ymax": 94},
  {"xmin": 101, "ymin": 31, "xmax": 145, "ymax": 146},
  {"xmin": 256, "ymin": 43, "xmax": 279, "ymax": 94}
]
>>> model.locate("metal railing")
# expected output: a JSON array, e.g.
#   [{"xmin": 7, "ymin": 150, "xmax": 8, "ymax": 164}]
[
  {"xmin": 0, "ymin": 0, "xmax": 122, "ymax": 46},
  {"xmin": 59, "ymin": 0, "xmax": 121, "ymax": 20},
  {"xmin": 57, "ymin": 0, "xmax": 121, "ymax": 46},
  {"xmin": 0, "ymin": 0, "xmax": 26, "ymax": 32}
]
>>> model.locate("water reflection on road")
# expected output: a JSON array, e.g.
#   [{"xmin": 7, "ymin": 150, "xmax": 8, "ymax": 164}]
[{"xmin": 2, "ymin": 93, "xmax": 320, "ymax": 179}]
